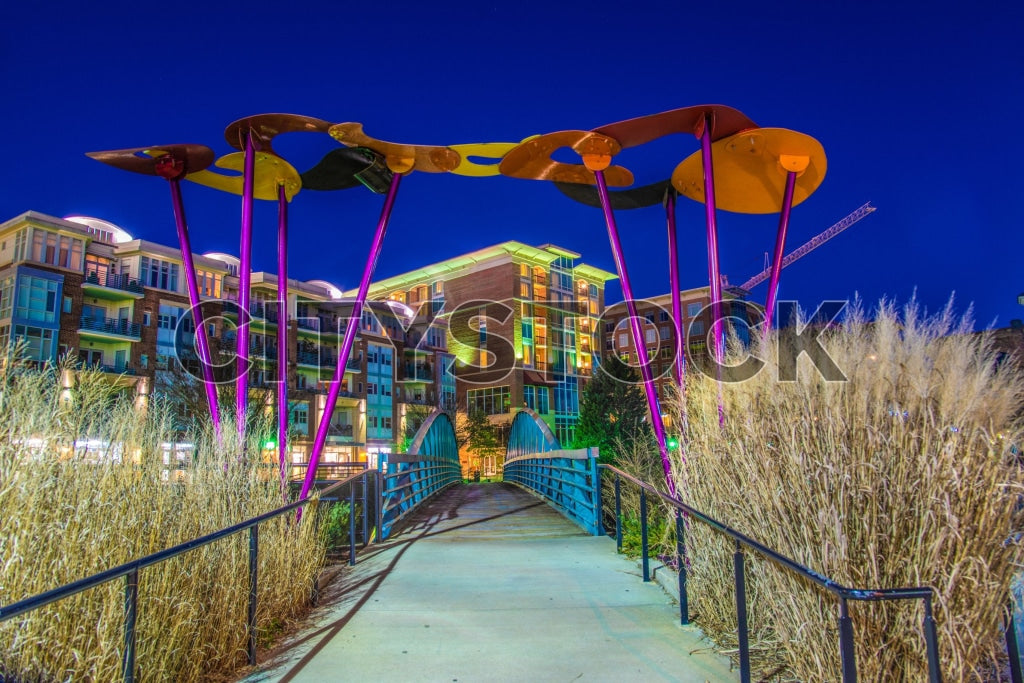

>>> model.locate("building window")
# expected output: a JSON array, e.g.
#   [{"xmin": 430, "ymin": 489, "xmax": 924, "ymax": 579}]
[
  {"xmin": 30, "ymin": 229, "xmax": 83, "ymax": 270},
  {"xmin": 687, "ymin": 303, "xmax": 703, "ymax": 318},
  {"xmin": 645, "ymin": 328, "xmax": 656, "ymax": 344},
  {"xmin": 466, "ymin": 385, "xmax": 511, "ymax": 415},
  {"xmin": 143, "ymin": 312, "xmax": 152, "ymax": 326},
  {"xmin": 617, "ymin": 333, "xmax": 628, "ymax": 348},
  {"xmin": 12, "ymin": 325, "xmax": 55, "ymax": 364},
  {"xmin": 15, "ymin": 276, "xmax": 59, "ymax": 323},
  {"xmin": 140, "ymin": 354, "xmax": 148, "ymax": 368},
  {"xmin": 197, "ymin": 270, "xmax": 222, "ymax": 298},
  {"xmin": 659, "ymin": 310, "xmax": 669, "ymax": 322},
  {"xmin": 140, "ymin": 256, "xmax": 180, "ymax": 292},
  {"xmin": 690, "ymin": 321, "xmax": 705, "ymax": 336},
  {"xmin": 62, "ymin": 296, "xmax": 72, "ymax": 313},
  {"xmin": 660, "ymin": 325, "xmax": 671, "ymax": 340}
]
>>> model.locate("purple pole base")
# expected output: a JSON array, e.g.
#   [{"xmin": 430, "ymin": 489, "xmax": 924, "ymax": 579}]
[
  {"xmin": 168, "ymin": 179, "xmax": 221, "ymax": 438},
  {"xmin": 297, "ymin": 171, "xmax": 403, "ymax": 517},
  {"xmin": 594, "ymin": 169, "xmax": 677, "ymax": 500},
  {"xmin": 763, "ymin": 171, "xmax": 797, "ymax": 331}
]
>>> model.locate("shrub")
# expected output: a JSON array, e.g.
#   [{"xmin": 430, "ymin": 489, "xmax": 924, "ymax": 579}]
[
  {"xmin": 0, "ymin": 358, "xmax": 328, "ymax": 681},
  {"xmin": 669, "ymin": 297, "xmax": 1024, "ymax": 680}
]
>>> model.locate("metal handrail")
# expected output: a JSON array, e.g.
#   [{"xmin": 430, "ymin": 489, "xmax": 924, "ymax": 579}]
[
  {"xmin": 78, "ymin": 316, "xmax": 142, "ymax": 337},
  {"xmin": 0, "ymin": 470, "xmax": 376, "ymax": 682},
  {"xmin": 601, "ymin": 464, "xmax": 942, "ymax": 683}
]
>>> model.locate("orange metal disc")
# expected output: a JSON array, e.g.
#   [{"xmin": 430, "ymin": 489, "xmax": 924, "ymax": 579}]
[
  {"xmin": 185, "ymin": 150, "xmax": 302, "ymax": 201},
  {"xmin": 594, "ymin": 104, "xmax": 757, "ymax": 149},
  {"xmin": 328, "ymin": 123, "xmax": 460, "ymax": 174},
  {"xmin": 224, "ymin": 113, "xmax": 332, "ymax": 155},
  {"xmin": 498, "ymin": 131, "xmax": 632, "ymax": 186},
  {"xmin": 671, "ymin": 128, "xmax": 826, "ymax": 214}
]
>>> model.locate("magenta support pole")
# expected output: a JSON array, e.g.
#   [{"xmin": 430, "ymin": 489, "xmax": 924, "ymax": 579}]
[
  {"xmin": 665, "ymin": 190, "xmax": 685, "ymax": 391},
  {"xmin": 236, "ymin": 132, "xmax": 256, "ymax": 440},
  {"xmin": 763, "ymin": 171, "xmax": 797, "ymax": 331},
  {"xmin": 594, "ymin": 170, "xmax": 677, "ymax": 499},
  {"xmin": 168, "ymin": 178, "xmax": 222, "ymax": 438},
  {"xmin": 276, "ymin": 183, "xmax": 289, "ymax": 494},
  {"xmin": 298, "ymin": 171, "xmax": 403, "ymax": 509},
  {"xmin": 699, "ymin": 115, "xmax": 725, "ymax": 427}
]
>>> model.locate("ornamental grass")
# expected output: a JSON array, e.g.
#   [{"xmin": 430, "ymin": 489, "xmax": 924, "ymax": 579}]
[
  {"xmin": 0, "ymin": 358, "xmax": 327, "ymax": 681},
  {"xmin": 667, "ymin": 297, "xmax": 1024, "ymax": 680}
]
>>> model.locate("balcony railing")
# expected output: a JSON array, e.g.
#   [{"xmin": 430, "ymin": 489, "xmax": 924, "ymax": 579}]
[
  {"xmin": 327, "ymin": 424, "xmax": 354, "ymax": 437},
  {"xmin": 78, "ymin": 316, "xmax": 141, "ymax": 338},
  {"xmin": 83, "ymin": 271, "xmax": 144, "ymax": 295},
  {"xmin": 79, "ymin": 362, "xmax": 136, "ymax": 376}
]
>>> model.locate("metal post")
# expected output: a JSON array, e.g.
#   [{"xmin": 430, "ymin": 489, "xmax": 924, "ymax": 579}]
[
  {"xmin": 167, "ymin": 178, "xmax": 221, "ymax": 437},
  {"xmin": 665, "ymin": 188, "xmax": 686, "ymax": 396},
  {"xmin": 763, "ymin": 171, "xmax": 797, "ymax": 331},
  {"xmin": 348, "ymin": 482, "xmax": 357, "ymax": 566},
  {"xmin": 375, "ymin": 465, "xmax": 383, "ymax": 543},
  {"xmin": 298, "ymin": 172, "xmax": 403, "ymax": 511},
  {"xmin": 698, "ymin": 114, "xmax": 725, "ymax": 426},
  {"xmin": 923, "ymin": 595, "xmax": 942, "ymax": 683},
  {"xmin": 361, "ymin": 474, "xmax": 368, "ymax": 545},
  {"xmin": 838, "ymin": 597, "xmax": 858, "ymax": 682},
  {"xmin": 276, "ymin": 183, "xmax": 289, "ymax": 495},
  {"xmin": 676, "ymin": 509, "xmax": 689, "ymax": 625},
  {"xmin": 640, "ymin": 488, "xmax": 650, "ymax": 582},
  {"xmin": 734, "ymin": 541, "xmax": 750, "ymax": 683},
  {"xmin": 1008, "ymin": 599, "xmax": 1023, "ymax": 683},
  {"xmin": 248, "ymin": 525, "xmax": 258, "ymax": 666},
  {"xmin": 122, "ymin": 569, "xmax": 138, "ymax": 683},
  {"xmin": 593, "ymin": 169, "xmax": 677, "ymax": 500},
  {"xmin": 614, "ymin": 475, "xmax": 622, "ymax": 552},
  {"xmin": 236, "ymin": 131, "xmax": 256, "ymax": 440}
]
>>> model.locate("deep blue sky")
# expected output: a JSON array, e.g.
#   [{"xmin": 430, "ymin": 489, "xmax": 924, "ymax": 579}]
[{"xmin": 2, "ymin": 1, "xmax": 1021, "ymax": 329}]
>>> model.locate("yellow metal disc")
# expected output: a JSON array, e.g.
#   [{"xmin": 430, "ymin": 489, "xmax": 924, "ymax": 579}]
[
  {"xmin": 671, "ymin": 128, "xmax": 826, "ymax": 214},
  {"xmin": 448, "ymin": 141, "xmax": 524, "ymax": 177},
  {"xmin": 185, "ymin": 151, "xmax": 302, "ymax": 201}
]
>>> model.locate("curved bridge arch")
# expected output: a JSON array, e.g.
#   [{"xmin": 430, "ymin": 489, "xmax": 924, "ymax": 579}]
[
  {"xmin": 380, "ymin": 408, "xmax": 461, "ymax": 538},
  {"xmin": 503, "ymin": 408, "xmax": 601, "ymax": 535}
]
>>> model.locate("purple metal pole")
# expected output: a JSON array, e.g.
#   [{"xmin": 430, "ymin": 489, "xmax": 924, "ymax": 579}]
[
  {"xmin": 276, "ymin": 183, "xmax": 289, "ymax": 495},
  {"xmin": 665, "ymin": 191, "xmax": 686, "ymax": 392},
  {"xmin": 168, "ymin": 178, "xmax": 222, "ymax": 438},
  {"xmin": 236, "ymin": 133, "xmax": 256, "ymax": 441},
  {"xmin": 594, "ymin": 170, "xmax": 677, "ymax": 500},
  {"xmin": 298, "ymin": 172, "xmax": 403, "ymax": 510},
  {"xmin": 763, "ymin": 171, "xmax": 797, "ymax": 331},
  {"xmin": 699, "ymin": 115, "xmax": 725, "ymax": 427}
]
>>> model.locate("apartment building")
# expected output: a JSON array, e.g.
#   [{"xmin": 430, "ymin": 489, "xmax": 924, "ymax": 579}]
[
  {"xmin": 360, "ymin": 242, "xmax": 617, "ymax": 452},
  {"xmin": 0, "ymin": 211, "xmax": 454, "ymax": 472}
]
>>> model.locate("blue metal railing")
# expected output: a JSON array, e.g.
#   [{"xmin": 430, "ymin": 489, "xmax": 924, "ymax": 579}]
[
  {"xmin": 78, "ymin": 316, "xmax": 141, "ymax": 337},
  {"xmin": 503, "ymin": 448, "xmax": 602, "ymax": 535},
  {"xmin": 0, "ymin": 470, "xmax": 377, "ymax": 682},
  {"xmin": 83, "ymin": 271, "xmax": 144, "ymax": 294},
  {"xmin": 602, "ymin": 464, "xmax": 944, "ymax": 683},
  {"xmin": 379, "ymin": 453, "xmax": 462, "ymax": 538}
]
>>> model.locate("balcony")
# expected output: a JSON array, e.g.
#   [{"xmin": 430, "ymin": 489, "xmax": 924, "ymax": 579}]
[
  {"xmin": 78, "ymin": 316, "xmax": 141, "ymax": 340},
  {"xmin": 79, "ymin": 362, "xmax": 136, "ymax": 376},
  {"xmin": 399, "ymin": 390, "xmax": 435, "ymax": 406},
  {"xmin": 327, "ymin": 424, "xmax": 354, "ymax": 437},
  {"xmin": 402, "ymin": 363, "xmax": 432, "ymax": 381},
  {"xmin": 82, "ymin": 271, "xmax": 144, "ymax": 298}
]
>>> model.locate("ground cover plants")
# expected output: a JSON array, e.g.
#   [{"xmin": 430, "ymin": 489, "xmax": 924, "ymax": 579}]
[
  {"xmin": 669, "ymin": 297, "xmax": 1024, "ymax": 680},
  {"xmin": 0, "ymin": 357, "xmax": 328, "ymax": 681}
]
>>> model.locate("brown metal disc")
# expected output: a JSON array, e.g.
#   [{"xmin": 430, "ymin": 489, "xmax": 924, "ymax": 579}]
[
  {"xmin": 594, "ymin": 104, "xmax": 757, "ymax": 149},
  {"xmin": 85, "ymin": 144, "xmax": 215, "ymax": 179},
  {"xmin": 225, "ymin": 113, "xmax": 332, "ymax": 154}
]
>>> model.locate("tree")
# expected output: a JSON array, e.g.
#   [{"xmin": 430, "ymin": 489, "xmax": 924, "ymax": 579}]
[{"xmin": 572, "ymin": 356, "xmax": 653, "ymax": 463}]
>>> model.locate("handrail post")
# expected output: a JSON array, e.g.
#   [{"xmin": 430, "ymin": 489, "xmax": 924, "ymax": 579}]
[
  {"xmin": 1006, "ymin": 598, "xmax": 1022, "ymax": 683},
  {"xmin": 676, "ymin": 509, "xmax": 689, "ymax": 625},
  {"xmin": 248, "ymin": 525, "xmax": 258, "ymax": 666},
  {"xmin": 361, "ymin": 474, "xmax": 368, "ymax": 546},
  {"xmin": 375, "ymin": 469, "xmax": 383, "ymax": 543},
  {"xmin": 838, "ymin": 597, "xmax": 857, "ymax": 682},
  {"xmin": 922, "ymin": 594, "xmax": 942, "ymax": 683},
  {"xmin": 122, "ymin": 568, "xmax": 138, "ymax": 683},
  {"xmin": 640, "ymin": 488, "xmax": 650, "ymax": 582},
  {"xmin": 349, "ymin": 481, "xmax": 357, "ymax": 566},
  {"xmin": 614, "ymin": 474, "xmax": 622, "ymax": 552},
  {"xmin": 590, "ymin": 450, "xmax": 602, "ymax": 536},
  {"xmin": 734, "ymin": 541, "xmax": 750, "ymax": 683}
]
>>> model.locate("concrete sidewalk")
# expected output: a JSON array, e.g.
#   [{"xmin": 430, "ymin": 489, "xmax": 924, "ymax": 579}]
[{"xmin": 241, "ymin": 483, "xmax": 732, "ymax": 683}]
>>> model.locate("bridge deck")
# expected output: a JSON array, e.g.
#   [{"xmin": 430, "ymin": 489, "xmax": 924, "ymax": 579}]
[{"xmin": 246, "ymin": 483, "xmax": 731, "ymax": 682}]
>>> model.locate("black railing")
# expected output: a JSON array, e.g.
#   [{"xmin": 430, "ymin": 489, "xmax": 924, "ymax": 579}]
[
  {"xmin": 83, "ymin": 271, "xmax": 144, "ymax": 294},
  {"xmin": 327, "ymin": 424, "xmax": 354, "ymax": 437},
  {"xmin": 0, "ymin": 470, "xmax": 379, "ymax": 683},
  {"xmin": 602, "ymin": 464, "xmax": 944, "ymax": 683},
  {"xmin": 79, "ymin": 362, "xmax": 136, "ymax": 376},
  {"xmin": 78, "ymin": 316, "xmax": 141, "ymax": 337}
]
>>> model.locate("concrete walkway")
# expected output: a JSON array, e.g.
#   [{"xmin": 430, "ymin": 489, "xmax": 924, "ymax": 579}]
[{"xmin": 242, "ymin": 483, "xmax": 732, "ymax": 683}]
